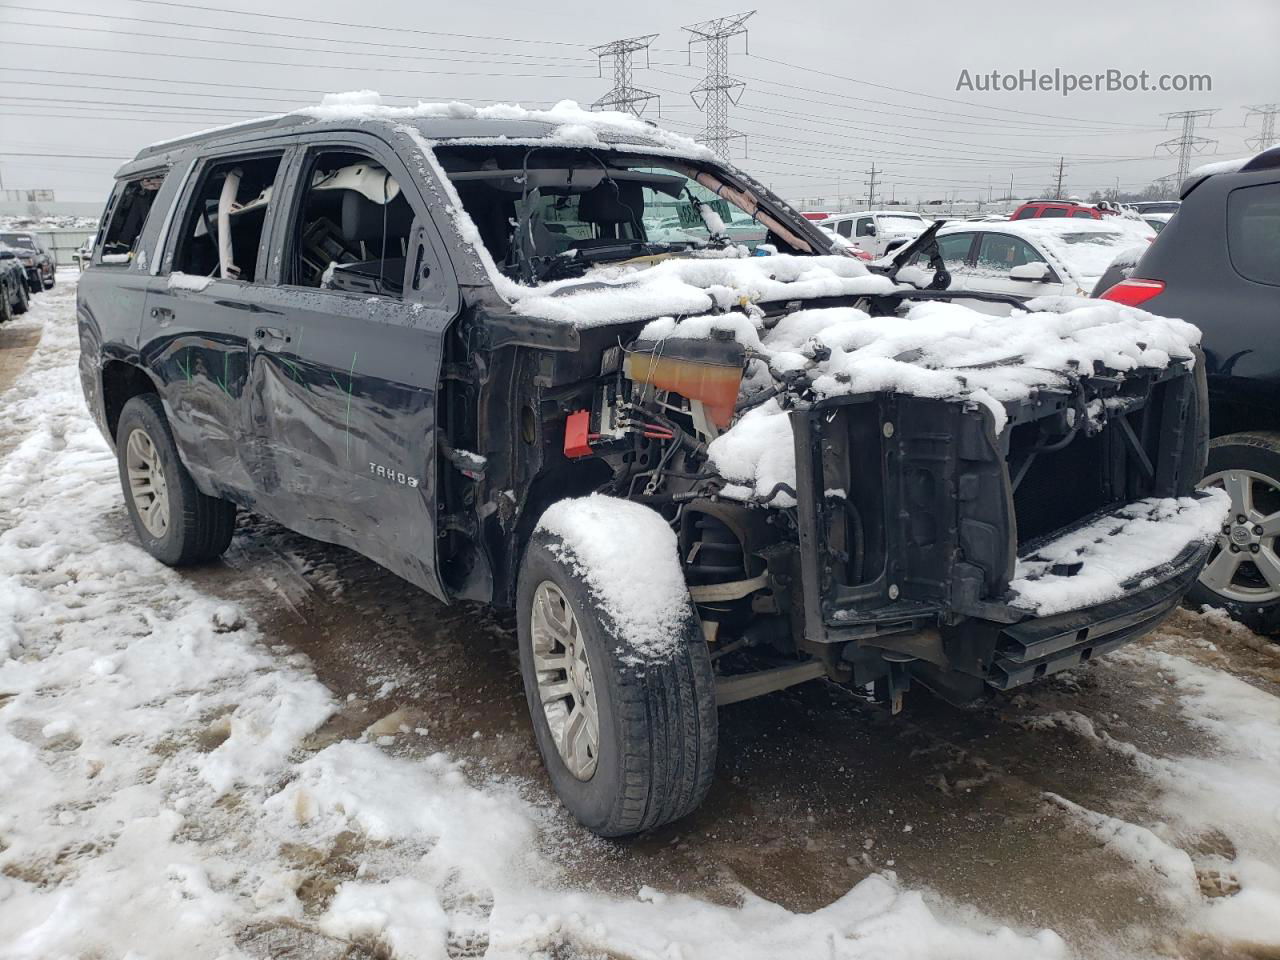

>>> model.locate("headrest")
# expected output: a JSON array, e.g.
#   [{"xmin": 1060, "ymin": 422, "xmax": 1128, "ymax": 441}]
[
  {"xmin": 342, "ymin": 190, "xmax": 413, "ymax": 244},
  {"xmin": 578, "ymin": 180, "xmax": 644, "ymax": 226}
]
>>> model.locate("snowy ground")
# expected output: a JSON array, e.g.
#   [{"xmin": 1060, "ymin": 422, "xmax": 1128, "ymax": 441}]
[{"xmin": 2, "ymin": 277, "xmax": 1280, "ymax": 959}]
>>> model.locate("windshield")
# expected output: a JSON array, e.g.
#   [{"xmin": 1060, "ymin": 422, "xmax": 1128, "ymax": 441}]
[
  {"xmin": 0, "ymin": 234, "xmax": 36, "ymax": 251},
  {"xmin": 434, "ymin": 146, "xmax": 802, "ymax": 285}
]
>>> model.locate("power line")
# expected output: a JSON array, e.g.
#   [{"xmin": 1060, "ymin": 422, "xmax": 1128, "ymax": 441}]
[
  {"xmin": 591, "ymin": 35, "xmax": 659, "ymax": 116},
  {"xmin": 0, "ymin": 16, "xmax": 597, "ymax": 70},
  {"xmin": 107, "ymin": 0, "xmax": 594, "ymax": 48},
  {"xmin": 1244, "ymin": 103, "xmax": 1280, "ymax": 153},
  {"xmin": 1, "ymin": 6, "xmax": 597, "ymax": 63},
  {"xmin": 0, "ymin": 67, "xmax": 561, "ymax": 107},
  {"xmin": 2, "ymin": 40, "xmax": 596, "ymax": 80},
  {"xmin": 682, "ymin": 11, "xmax": 755, "ymax": 159}
]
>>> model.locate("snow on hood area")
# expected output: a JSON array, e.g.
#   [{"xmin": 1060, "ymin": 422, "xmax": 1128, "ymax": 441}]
[
  {"xmin": 0, "ymin": 284, "xmax": 1072, "ymax": 960},
  {"xmin": 636, "ymin": 297, "xmax": 1202, "ymax": 503},
  {"xmin": 509, "ymin": 253, "xmax": 898, "ymax": 327}
]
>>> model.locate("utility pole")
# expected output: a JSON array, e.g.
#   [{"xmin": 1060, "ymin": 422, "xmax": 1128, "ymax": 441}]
[
  {"xmin": 1053, "ymin": 157, "xmax": 1066, "ymax": 200},
  {"xmin": 1157, "ymin": 108, "xmax": 1219, "ymax": 185},
  {"xmin": 682, "ymin": 11, "xmax": 755, "ymax": 160},
  {"xmin": 1244, "ymin": 103, "xmax": 1280, "ymax": 153},
  {"xmin": 591, "ymin": 34, "xmax": 659, "ymax": 116},
  {"xmin": 1008, "ymin": 172, "xmax": 1014, "ymax": 202},
  {"xmin": 864, "ymin": 163, "xmax": 880, "ymax": 209}
]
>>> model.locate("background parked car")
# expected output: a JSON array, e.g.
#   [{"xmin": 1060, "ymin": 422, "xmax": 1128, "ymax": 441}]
[
  {"xmin": 818, "ymin": 210, "xmax": 928, "ymax": 256},
  {"xmin": 1130, "ymin": 200, "xmax": 1182, "ymax": 215},
  {"xmin": 0, "ymin": 231, "xmax": 56, "ymax": 291},
  {"xmin": 902, "ymin": 217, "xmax": 1154, "ymax": 306},
  {"xmin": 0, "ymin": 245, "xmax": 32, "ymax": 321},
  {"xmin": 1096, "ymin": 146, "xmax": 1280, "ymax": 631}
]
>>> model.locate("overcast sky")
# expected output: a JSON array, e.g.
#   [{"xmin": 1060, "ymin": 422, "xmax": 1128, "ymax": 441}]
[{"xmin": 2, "ymin": 0, "xmax": 1277, "ymax": 205}]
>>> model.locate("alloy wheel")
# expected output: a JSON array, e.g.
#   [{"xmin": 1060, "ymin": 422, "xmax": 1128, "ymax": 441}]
[
  {"xmin": 530, "ymin": 580, "xmax": 600, "ymax": 780},
  {"xmin": 1199, "ymin": 468, "xmax": 1280, "ymax": 603},
  {"xmin": 125, "ymin": 428, "xmax": 170, "ymax": 539}
]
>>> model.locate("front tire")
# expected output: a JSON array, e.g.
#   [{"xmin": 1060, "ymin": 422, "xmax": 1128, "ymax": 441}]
[
  {"xmin": 517, "ymin": 531, "xmax": 717, "ymax": 837},
  {"xmin": 116, "ymin": 393, "xmax": 236, "ymax": 565},
  {"xmin": 1187, "ymin": 432, "xmax": 1280, "ymax": 634},
  {"xmin": 12, "ymin": 280, "xmax": 29, "ymax": 315}
]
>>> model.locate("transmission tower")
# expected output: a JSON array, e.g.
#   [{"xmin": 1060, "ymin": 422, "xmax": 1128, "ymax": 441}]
[
  {"xmin": 591, "ymin": 34, "xmax": 659, "ymax": 116},
  {"xmin": 682, "ymin": 11, "xmax": 755, "ymax": 159},
  {"xmin": 1244, "ymin": 103, "xmax": 1280, "ymax": 153},
  {"xmin": 1052, "ymin": 156, "xmax": 1067, "ymax": 199},
  {"xmin": 1156, "ymin": 109, "xmax": 1219, "ymax": 185}
]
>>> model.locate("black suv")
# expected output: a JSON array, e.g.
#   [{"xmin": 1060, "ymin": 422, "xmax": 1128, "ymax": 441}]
[
  {"xmin": 80, "ymin": 106, "xmax": 1217, "ymax": 836},
  {"xmin": 0, "ymin": 231, "xmax": 56, "ymax": 292},
  {"xmin": 1097, "ymin": 147, "xmax": 1280, "ymax": 632},
  {"xmin": 0, "ymin": 244, "xmax": 32, "ymax": 321}
]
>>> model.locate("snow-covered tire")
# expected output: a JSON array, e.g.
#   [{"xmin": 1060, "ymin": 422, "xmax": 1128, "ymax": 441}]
[
  {"xmin": 516, "ymin": 529, "xmax": 718, "ymax": 837},
  {"xmin": 12, "ymin": 280, "xmax": 28, "ymax": 315},
  {"xmin": 0, "ymin": 287, "xmax": 12, "ymax": 324},
  {"xmin": 116, "ymin": 393, "xmax": 236, "ymax": 566},
  {"xmin": 1187, "ymin": 432, "xmax": 1280, "ymax": 635}
]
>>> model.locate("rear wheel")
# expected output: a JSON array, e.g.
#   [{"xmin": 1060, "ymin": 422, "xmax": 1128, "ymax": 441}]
[
  {"xmin": 516, "ymin": 530, "xmax": 717, "ymax": 837},
  {"xmin": 1188, "ymin": 433, "xmax": 1280, "ymax": 634},
  {"xmin": 116, "ymin": 393, "xmax": 236, "ymax": 565},
  {"xmin": 0, "ymin": 286, "xmax": 12, "ymax": 324}
]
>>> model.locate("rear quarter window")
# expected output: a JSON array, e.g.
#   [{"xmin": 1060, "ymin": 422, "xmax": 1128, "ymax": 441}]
[
  {"xmin": 1227, "ymin": 182, "xmax": 1280, "ymax": 286},
  {"xmin": 100, "ymin": 174, "xmax": 168, "ymax": 266}
]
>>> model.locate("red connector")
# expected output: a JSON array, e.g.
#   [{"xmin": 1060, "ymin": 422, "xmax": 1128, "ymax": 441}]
[{"xmin": 564, "ymin": 410, "xmax": 593, "ymax": 459}]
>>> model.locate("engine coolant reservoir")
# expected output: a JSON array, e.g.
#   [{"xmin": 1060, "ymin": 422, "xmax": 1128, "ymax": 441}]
[{"xmin": 624, "ymin": 334, "xmax": 746, "ymax": 429}]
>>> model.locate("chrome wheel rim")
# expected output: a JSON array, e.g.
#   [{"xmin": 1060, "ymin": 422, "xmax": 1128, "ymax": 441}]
[
  {"xmin": 530, "ymin": 580, "xmax": 599, "ymax": 781},
  {"xmin": 1199, "ymin": 468, "xmax": 1280, "ymax": 603},
  {"xmin": 126, "ymin": 427, "xmax": 170, "ymax": 539}
]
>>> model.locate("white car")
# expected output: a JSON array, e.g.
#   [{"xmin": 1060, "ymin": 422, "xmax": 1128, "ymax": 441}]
[
  {"xmin": 902, "ymin": 218, "xmax": 1156, "ymax": 308},
  {"xmin": 818, "ymin": 210, "xmax": 929, "ymax": 257}
]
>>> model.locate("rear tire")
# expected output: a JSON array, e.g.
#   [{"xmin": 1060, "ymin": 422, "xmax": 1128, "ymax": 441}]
[
  {"xmin": 1187, "ymin": 432, "xmax": 1280, "ymax": 635},
  {"xmin": 116, "ymin": 393, "xmax": 236, "ymax": 566},
  {"xmin": 516, "ymin": 530, "xmax": 718, "ymax": 837},
  {"xmin": 0, "ymin": 287, "xmax": 12, "ymax": 324}
]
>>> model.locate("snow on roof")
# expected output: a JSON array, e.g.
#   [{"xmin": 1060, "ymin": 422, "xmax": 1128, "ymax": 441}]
[
  {"xmin": 506, "ymin": 254, "xmax": 900, "ymax": 327},
  {"xmin": 137, "ymin": 91, "xmax": 712, "ymax": 162},
  {"xmin": 1190, "ymin": 156, "xmax": 1251, "ymax": 177},
  {"xmin": 638, "ymin": 298, "xmax": 1202, "ymax": 503}
]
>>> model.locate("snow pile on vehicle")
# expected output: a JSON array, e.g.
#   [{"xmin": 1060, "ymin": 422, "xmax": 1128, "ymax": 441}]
[
  {"xmin": 536, "ymin": 494, "xmax": 693, "ymax": 662},
  {"xmin": 1012, "ymin": 218, "xmax": 1156, "ymax": 285},
  {"xmin": 1010, "ymin": 493, "xmax": 1229, "ymax": 615},
  {"xmin": 637, "ymin": 298, "xmax": 1201, "ymax": 502},
  {"xmin": 509, "ymin": 254, "xmax": 898, "ymax": 327}
]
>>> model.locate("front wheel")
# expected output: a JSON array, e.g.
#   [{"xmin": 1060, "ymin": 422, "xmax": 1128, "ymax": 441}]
[
  {"xmin": 12, "ymin": 280, "xmax": 29, "ymax": 315},
  {"xmin": 516, "ymin": 531, "xmax": 717, "ymax": 837},
  {"xmin": 116, "ymin": 393, "xmax": 236, "ymax": 565},
  {"xmin": 1187, "ymin": 432, "xmax": 1280, "ymax": 634}
]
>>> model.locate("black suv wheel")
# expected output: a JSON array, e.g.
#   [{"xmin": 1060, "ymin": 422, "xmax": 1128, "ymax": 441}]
[
  {"xmin": 116, "ymin": 394, "xmax": 236, "ymax": 565},
  {"xmin": 516, "ymin": 530, "xmax": 717, "ymax": 837},
  {"xmin": 12, "ymin": 279, "xmax": 29, "ymax": 315},
  {"xmin": 1188, "ymin": 433, "xmax": 1280, "ymax": 634}
]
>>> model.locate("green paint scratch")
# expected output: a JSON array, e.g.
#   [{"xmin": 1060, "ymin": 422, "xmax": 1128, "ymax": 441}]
[{"xmin": 330, "ymin": 352, "xmax": 358, "ymax": 462}]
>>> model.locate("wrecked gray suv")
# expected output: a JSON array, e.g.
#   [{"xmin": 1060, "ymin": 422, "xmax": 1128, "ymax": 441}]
[{"xmin": 79, "ymin": 99, "xmax": 1224, "ymax": 837}]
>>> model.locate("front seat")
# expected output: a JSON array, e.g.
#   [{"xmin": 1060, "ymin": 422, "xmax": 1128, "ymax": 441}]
[{"xmin": 571, "ymin": 180, "xmax": 646, "ymax": 250}]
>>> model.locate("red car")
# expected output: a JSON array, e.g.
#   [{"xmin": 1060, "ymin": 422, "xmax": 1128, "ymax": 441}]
[{"xmin": 1010, "ymin": 201, "xmax": 1106, "ymax": 221}]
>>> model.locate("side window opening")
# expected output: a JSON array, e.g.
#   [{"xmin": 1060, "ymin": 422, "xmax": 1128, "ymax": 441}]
[
  {"xmin": 99, "ymin": 174, "xmax": 167, "ymax": 266},
  {"xmin": 836, "ymin": 220, "xmax": 853, "ymax": 237},
  {"xmin": 172, "ymin": 154, "xmax": 282, "ymax": 282},
  {"xmin": 288, "ymin": 150, "xmax": 413, "ymax": 298},
  {"xmin": 855, "ymin": 217, "xmax": 873, "ymax": 237}
]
